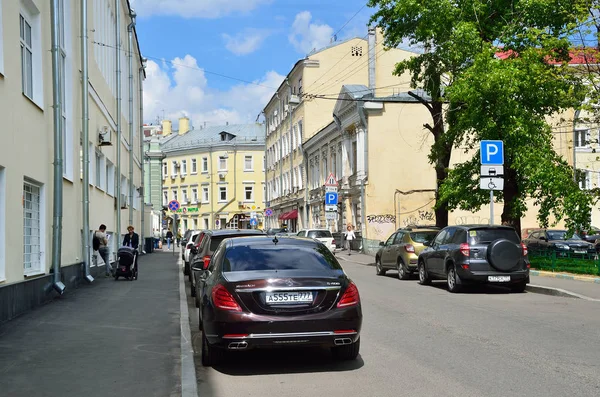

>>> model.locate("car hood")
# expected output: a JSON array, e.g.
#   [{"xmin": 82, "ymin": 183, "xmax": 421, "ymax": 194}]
[{"xmin": 550, "ymin": 240, "xmax": 593, "ymax": 248}]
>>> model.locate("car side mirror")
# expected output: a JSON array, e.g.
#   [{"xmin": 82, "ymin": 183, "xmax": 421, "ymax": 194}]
[
  {"xmin": 423, "ymin": 241, "xmax": 430, "ymax": 247},
  {"xmin": 379, "ymin": 241, "xmax": 384, "ymax": 246},
  {"xmin": 190, "ymin": 246, "xmax": 198, "ymax": 255}
]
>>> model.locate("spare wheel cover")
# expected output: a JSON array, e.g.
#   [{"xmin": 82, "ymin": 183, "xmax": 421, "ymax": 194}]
[{"xmin": 487, "ymin": 239, "xmax": 521, "ymax": 272}]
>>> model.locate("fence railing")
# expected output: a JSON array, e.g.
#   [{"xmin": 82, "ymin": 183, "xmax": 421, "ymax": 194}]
[{"xmin": 528, "ymin": 248, "xmax": 600, "ymax": 276}]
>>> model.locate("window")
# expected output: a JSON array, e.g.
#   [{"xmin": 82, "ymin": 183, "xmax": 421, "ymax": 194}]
[
  {"xmin": 163, "ymin": 162, "xmax": 167, "ymax": 178},
  {"xmin": 93, "ymin": 0, "xmax": 117, "ymax": 96},
  {"xmin": 202, "ymin": 157, "xmax": 208, "ymax": 172},
  {"xmin": 202, "ymin": 186, "xmax": 209, "ymax": 203},
  {"xmin": 107, "ymin": 160, "xmax": 115, "ymax": 196},
  {"xmin": 219, "ymin": 156, "xmax": 227, "ymax": 171},
  {"xmin": 58, "ymin": 0, "xmax": 72, "ymax": 178},
  {"xmin": 191, "ymin": 159, "xmax": 197, "ymax": 174},
  {"xmin": 577, "ymin": 169, "xmax": 591, "ymax": 190},
  {"xmin": 263, "ymin": 156, "xmax": 266, "ymax": 171},
  {"xmin": 262, "ymin": 183, "xmax": 266, "ymax": 202},
  {"xmin": 173, "ymin": 190, "xmax": 178, "ymax": 202},
  {"xmin": 244, "ymin": 155, "xmax": 253, "ymax": 171},
  {"xmin": 219, "ymin": 217, "xmax": 227, "ymax": 229},
  {"xmin": 182, "ymin": 189, "xmax": 188, "ymax": 204},
  {"xmin": 23, "ymin": 179, "xmax": 43, "ymax": 275},
  {"xmin": 204, "ymin": 218, "xmax": 209, "ymax": 229},
  {"xmin": 181, "ymin": 160, "xmax": 187, "ymax": 175},
  {"xmin": 219, "ymin": 186, "xmax": 227, "ymax": 201},
  {"xmin": 163, "ymin": 191, "xmax": 168, "ymax": 206},
  {"xmin": 574, "ymin": 129, "xmax": 590, "ymax": 148},
  {"xmin": 245, "ymin": 186, "xmax": 254, "ymax": 201},
  {"xmin": 193, "ymin": 219, "xmax": 198, "ymax": 229},
  {"xmin": 19, "ymin": 2, "xmax": 43, "ymax": 106},
  {"xmin": 352, "ymin": 141, "xmax": 357, "ymax": 175},
  {"xmin": 95, "ymin": 151, "xmax": 101, "ymax": 186},
  {"xmin": 0, "ymin": 167, "xmax": 5, "ymax": 280},
  {"xmin": 192, "ymin": 188, "xmax": 198, "ymax": 203},
  {"xmin": 183, "ymin": 219, "xmax": 188, "ymax": 232},
  {"xmin": 171, "ymin": 160, "xmax": 177, "ymax": 176},
  {"xmin": 133, "ymin": 186, "xmax": 140, "ymax": 210}
]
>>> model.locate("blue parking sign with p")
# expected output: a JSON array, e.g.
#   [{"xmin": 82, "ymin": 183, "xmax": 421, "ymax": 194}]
[
  {"xmin": 325, "ymin": 192, "xmax": 338, "ymax": 205},
  {"xmin": 480, "ymin": 140, "xmax": 504, "ymax": 165}
]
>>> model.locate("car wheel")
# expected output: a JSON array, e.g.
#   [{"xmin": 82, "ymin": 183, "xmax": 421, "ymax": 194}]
[
  {"xmin": 376, "ymin": 257, "xmax": 386, "ymax": 276},
  {"xmin": 418, "ymin": 261, "xmax": 431, "ymax": 285},
  {"xmin": 446, "ymin": 265, "xmax": 461, "ymax": 293},
  {"xmin": 184, "ymin": 261, "xmax": 190, "ymax": 276},
  {"xmin": 510, "ymin": 282, "xmax": 527, "ymax": 293},
  {"xmin": 397, "ymin": 259, "xmax": 410, "ymax": 280},
  {"xmin": 201, "ymin": 332, "xmax": 224, "ymax": 367},
  {"xmin": 332, "ymin": 337, "xmax": 360, "ymax": 361}
]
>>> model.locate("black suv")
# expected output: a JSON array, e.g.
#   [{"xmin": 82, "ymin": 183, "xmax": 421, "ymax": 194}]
[
  {"xmin": 190, "ymin": 229, "xmax": 265, "ymax": 306},
  {"xmin": 417, "ymin": 225, "xmax": 530, "ymax": 293}
]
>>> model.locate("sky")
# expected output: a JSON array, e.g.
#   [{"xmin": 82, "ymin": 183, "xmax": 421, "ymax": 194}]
[{"xmin": 130, "ymin": 0, "xmax": 375, "ymax": 129}]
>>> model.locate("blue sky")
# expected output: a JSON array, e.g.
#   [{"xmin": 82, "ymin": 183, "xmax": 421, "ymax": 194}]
[{"xmin": 131, "ymin": 0, "xmax": 374, "ymax": 128}]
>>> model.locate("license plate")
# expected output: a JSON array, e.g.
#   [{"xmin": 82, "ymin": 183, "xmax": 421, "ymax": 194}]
[
  {"xmin": 488, "ymin": 276, "xmax": 510, "ymax": 282},
  {"xmin": 574, "ymin": 250, "xmax": 586, "ymax": 254},
  {"xmin": 265, "ymin": 291, "xmax": 313, "ymax": 304}
]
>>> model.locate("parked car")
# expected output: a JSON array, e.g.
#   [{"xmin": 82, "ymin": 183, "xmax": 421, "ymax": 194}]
[
  {"xmin": 522, "ymin": 229, "xmax": 596, "ymax": 257},
  {"xmin": 297, "ymin": 229, "xmax": 337, "ymax": 252},
  {"xmin": 190, "ymin": 229, "xmax": 266, "ymax": 302},
  {"xmin": 577, "ymin": 227, "xmax": 600, "ymax": 252},
  {"xmin": 418, "ymin": 225, "xmax": 530, "ymax": 293},
  {"xmin": 375, "ymin": 226, "xmax": 439, "ymax": 280},
  {"xmin": 194, "ymin": 235, "xmax": 362, "ymax": 366},
  {"xmin": 185, "ymin": 231, "xmax": 207, "ymax": 281},
  {"xmin": 184, "ymin": 230, "xmax": 204, "ymax": 273},
  {"xmin": 181, "ymin": 229, "xmax": 195, "ymax": 260}
]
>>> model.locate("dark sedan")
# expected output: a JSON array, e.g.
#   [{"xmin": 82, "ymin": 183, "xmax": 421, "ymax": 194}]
[
  {"xmin": 522, "ymin": 229, "xmax": 596, "ymax": 257},
  {"xmin": 194, "ymin": 236, "xmax": 362, "ymax": 366}
]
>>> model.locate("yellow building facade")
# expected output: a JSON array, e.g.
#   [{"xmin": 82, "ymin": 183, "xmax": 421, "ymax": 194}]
[{"xmin": 160, "ymin": 120, "xmax": 266, "ymax": 232}]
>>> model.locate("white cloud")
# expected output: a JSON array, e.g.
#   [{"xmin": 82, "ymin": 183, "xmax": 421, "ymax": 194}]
[
  {"xmin": 288, "ymin": 11, "xmax": 334, "ymax": 55},
  {"xmin": 131, "ymin": 0, "xmax": 272, "ymax": 19},
  {"xmin": 222, "ymin": 29, "xmax": 271, "ymax": 56},
  {"xmin": 143, "ymin": 55, "xmax": 284, "ymax": 127}
]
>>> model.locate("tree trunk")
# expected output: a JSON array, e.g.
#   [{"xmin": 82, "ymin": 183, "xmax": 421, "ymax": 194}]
[
  {"xmin": 431, "ymin": 101, "xmax": 451, "ymax": 229},
  {"xmin": 500, "ymin": 166, "xmax": 522, "ymax": 238}
]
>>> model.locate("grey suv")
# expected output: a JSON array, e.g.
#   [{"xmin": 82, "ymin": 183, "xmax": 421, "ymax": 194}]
[{"xmin": 418, "ymin": 225, "xmax": 530, "ymax": 293}]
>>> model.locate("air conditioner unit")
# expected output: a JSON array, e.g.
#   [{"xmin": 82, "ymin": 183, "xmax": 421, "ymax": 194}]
[
  {"xmin": 238, "ymin": 201, "xmax": 243, "ymax": 206},
  {"xmin": 98, "ymin": 127, "xmax": 113, "ymax": 146},
  {"xmin": 218, "ymin": 172, "xmax": 226, "ymax": 179}
]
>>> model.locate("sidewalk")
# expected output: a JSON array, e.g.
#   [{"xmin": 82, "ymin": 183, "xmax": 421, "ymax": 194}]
[
  {"xmin": 0, "ymin": 252, "xmax": 183, "ymax": 397},
  {"xmin": 336, "ymin": 251, "xmax": 600, "ymax": 300}
]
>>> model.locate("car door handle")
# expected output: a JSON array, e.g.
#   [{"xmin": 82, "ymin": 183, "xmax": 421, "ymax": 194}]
[{"xmin": 471, "ymin": 248, "xmax": 480, "ymax": 252}]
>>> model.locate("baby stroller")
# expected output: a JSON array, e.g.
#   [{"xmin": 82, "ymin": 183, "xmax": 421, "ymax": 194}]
[{"xmin": 115, "ymin": 246, "xmax": 138, "ymax": 281}]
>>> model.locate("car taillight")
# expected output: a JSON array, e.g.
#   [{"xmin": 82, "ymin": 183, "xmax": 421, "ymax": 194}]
[
  {"xmin": 337, "ymin": 282, "xmax": 360, "ymax": 308},
  {"xmin": 460, "ymin": 243, "xmax": 470, "ymax": 256},
  {"xmin": 202, "ymin": 255, "xmax": 211, "ymax": 270},
  {"xmin": 212, "ymin": 284, "xmax": 242, "ymax": 311},
  {"xmin": 405, "ymin": 244, "xmax": 415, "ymax": 253},
  {"xmin": 332, "ymin": 239, "xmax": 336, "ymax": 246},
  {"xmin": 521, "ymin": 243, "xmax": 528, "ymax": 256}
]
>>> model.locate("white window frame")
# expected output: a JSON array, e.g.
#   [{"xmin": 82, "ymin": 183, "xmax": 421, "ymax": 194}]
[
  {"xmin": 88, "ymin": 143, "xmax": 95, "ymax": 186},
  {"xmin": 192, "ymin": 188, "xmax": 198, "ymax": 203},
  {"xmin": 23, "ymin": 178, "xmax": 45, "ymax": 276},
  {"xmin": 219, "ymin": 156, "xmax": 228, "ymax": 171},
  {"xmin": 244, "ymin": 185, "xmax": 254, "ymax": 202},
  {"xmin": 262, "ymin": 182, "xmax": 266, "ymax": 203},
  {"xmin": 244, "ymin": 155, "xmax": 253, "ymax": 171},
  {"xmin": 19, "ymin": 1, "xmax": 43, "ymax": 107},
  {"xmin": 577, "ymin": 169, "xmax": 591, "ymax": 190},
  {"xmin": 574, "ymin": 129, "xmax": 591, "ymax": 150},
  {"xmin": 99, "ymin": 155, "xmax": 107, "ymax": 191},
  {"xmin": 0, "ymin": 167, "xmax": 5, "ymax": 281},
  {"xmin": 202, "ymin": 186, "xmax": 209, "ymax": 203},
  {"xmin": 95, "ymin": 150, "xmax": 102, "ymax": 187},
  {"xmin": 107, "ymin": 160, "xmax": 115, "ymax": 196},
  {"xmin": 163, "ymin": 190, "xmax": 168, "ymax": 206},
  {"xmin": 202, "ymin": 157, "xmax": 208, "ymax": 173},
  {"xmin": 182, "ymin": 188, "xmax": 188, "ymax": 204},
  {"xmin": 173, "ymin": 190, "xmax": 178, "ymax": 202},
  {"xmin": 171, "ymin": 160, "xmax": 177, "ymax": 177},
  {"xmin": 203, "ymin": 218, "xmax": 209, "ymax": 229},
  {"xmin": 181, "ymin": 159, "xmax": 187, "ymax": 176},
  {"xmin": 219, "ymin": 186, "xmax": 227, "ymax": 202},
  {"xmin": 191, "ymin": 158, "xmax": 197, "ymax": 174},
  {"xmin": 58, "ymin": 0, "xmax": 73, "ymax": 180},
  {"xmin": 163, "ymin": 162, "xmax": 167, "ymax": 178}
]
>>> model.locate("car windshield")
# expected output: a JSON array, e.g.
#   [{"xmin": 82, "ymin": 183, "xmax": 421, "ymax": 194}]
[
  {"xmin": 222, "ymin": 244, "xmax": 342, "ymax": 272},
  {"xmin": 547, "ymin": 231, "xmax": 581, "ymax": 240},
  {"xmin": 307, "ymin": 230, "xmax": 332, "ymax": 238},
  {"xmin": 410, "ymin": 231, "xmax": 438, "ymax": 244},
  {"xmin": 468, "ymin": 228, "xmax": 519, "ymax": 244}
]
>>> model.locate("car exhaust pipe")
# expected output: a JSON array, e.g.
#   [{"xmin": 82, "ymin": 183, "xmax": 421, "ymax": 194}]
[
  {"xmin": 228, "ymin": 341, "xmax": 248, "ymax": 350},
  {"xmin": 334, "ymin": 338, "xmax": 352, "ymax": 346}
]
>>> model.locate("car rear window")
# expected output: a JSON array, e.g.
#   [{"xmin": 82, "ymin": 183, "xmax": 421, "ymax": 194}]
[
  {"xmin": 222, "ymin": 244, "xmax": 343, "ymax": 272},
  {"xmin": 410, "ymin": 231, "xmax": 437, "ymax": 244},
  {"xmin": 208, "ymin": 234, "xmax": 259, "ymax": 252},
  {"xmin": 468, "ymin": 228, "xmax": 519, "ymax": 244},
  {"xmin": 307, "ymin": 230, "xmax": 332, "ymax": 238}
]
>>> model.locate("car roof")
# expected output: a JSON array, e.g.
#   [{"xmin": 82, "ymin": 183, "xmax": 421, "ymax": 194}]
[
  {"xmin": 206, "ymin": 229, "xmax": 266, "ymax": 237},
  {"xmin": 226, "ymin": 235, "xmax": 325, "ymax": 248},
  {"xmin": 399, "ymin": 228, "xmax": 439, "ymax": 233}
]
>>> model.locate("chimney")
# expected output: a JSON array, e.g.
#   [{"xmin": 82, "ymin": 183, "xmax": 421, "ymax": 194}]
[
  {"xmin": 178, "ymin": 117, "xmax": 190, "ymax": 135},
  {"xmin": 368, "ymin": 27, "xmax": 376, "ymax": 95},
  {"xmin": 162, "ymin": 119, "xmax": 172, "ymax": 136},
  {"xmin": 226, "ymin": 121, "xmax": 229, "ymax": 126}
]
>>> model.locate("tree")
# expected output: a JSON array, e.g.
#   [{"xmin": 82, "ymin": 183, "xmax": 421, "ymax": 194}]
[{"xmin": 369, "ymin": 0, "xmax": 593, "ymax": 232}]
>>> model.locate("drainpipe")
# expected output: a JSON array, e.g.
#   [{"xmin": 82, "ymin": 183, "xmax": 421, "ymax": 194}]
[
  {"xmin": 215, "ymin": 149, "xmax": 237, "ymax": 226},
  {"xmin": 81, "ymin": 0, "xmax": 93, "ymax": 282},
  {"xmin": 262, "ymin": 111, "xmax": 268, "ymax": 228},
  {"xmin": 50, "ymin": 0, "xmax": 65, "ymax": 294},
  {"xmin": 127, "ymin": 11, "xmax": 136, "ymax": 229},
  {"xmin": 358, "ymin": 103, "xmax": 369, "ymax": 252},
  {"xmin": 303, "ymin": 149, "xmax": 309, "ymax": 228},
  {"xmin": 115, "ymin": 0, "xmax": 122, "ymax": 248},
  {"xmin": 276, "ymin": 93, "xmax": 283, "ymax": 217},
  {"xmin": 210, "ymin": 148, "xmax": 214, "ymax": 226},
  {"xmin": 286, "ymin": 80, "xmax": 294, "ymax": 192},
  {"xmin": 573, "ymin": 109, "xmax": 581, "ymax": 182},
  {"xmin": 139, "ymin": 58, "xmax": 147, "ymax": 253}
]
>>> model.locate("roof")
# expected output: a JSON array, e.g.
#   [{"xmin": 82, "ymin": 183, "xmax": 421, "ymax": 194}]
[
  {"xmin": 495, "ymin": 48, "xmax": 599, "ymax": 65},
  {"xmin": 206, "ymin": 229, "xmax": 266, "ymax": 237},
  {"xmin": 160, "ymin": 123, "xmax": 265, "ymax": 153},
  {"xmin": 308, "ymin": 36, "xmax": 364, "ymax": 56},
  {"xmin": 226, "ymin": 235, "xmax": 324, "ymax": 247}
]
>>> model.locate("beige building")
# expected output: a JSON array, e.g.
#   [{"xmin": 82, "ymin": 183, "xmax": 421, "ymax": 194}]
[
  {"xmin": 0, "ymin": 0, "xmax": 145, "ymax": 322},
  {"xmin": 263, "ymin": 28, "xmax": 413, "ymax": 231},
  {"xmin": 160, "ymin": 120, "xmax": 267, "ymax": 231}
]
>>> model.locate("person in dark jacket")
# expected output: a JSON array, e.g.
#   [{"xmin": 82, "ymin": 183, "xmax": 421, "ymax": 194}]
[{"xmin": 123, "ymin": 225, "xmax": 139, "ymax": 249}]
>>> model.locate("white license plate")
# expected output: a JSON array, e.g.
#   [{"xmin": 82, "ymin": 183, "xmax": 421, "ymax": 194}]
[
  {"xmin": 488, "ymin": 276, "xmax": 511, "ymax": 282},
  {"xmin": 574, "ymin": 250, "xmax": 586, "ymax": 254},
  {"xmin": 265, "ymin": 291, "xmax": 313, "ymax": 304}
]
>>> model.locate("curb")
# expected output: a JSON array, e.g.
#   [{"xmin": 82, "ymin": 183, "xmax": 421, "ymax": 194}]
[
  {"xmin": 526, "ymin": 284, "xmax": 600, "ymax": 302},
  {"xmin": 178, "ymin": 258, "xmax": 199, "ymax": 397},
  {"xmin": 530, "ymin": 270, "xmax": 600, "ymax": 284}
]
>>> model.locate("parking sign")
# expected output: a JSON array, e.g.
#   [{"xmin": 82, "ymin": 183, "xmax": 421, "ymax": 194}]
[
  {"xmin": 480, "ymin": 140, "xmax": 504, "ymax": 165},
  {"xmin": 325, "ymin": 192, "xmax": 338, "ymax": 205}
]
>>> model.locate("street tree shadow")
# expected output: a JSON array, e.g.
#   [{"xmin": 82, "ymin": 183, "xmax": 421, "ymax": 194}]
[{"xmin": 427, "ymin": 281, "xmax": 525, "ymax": 295}]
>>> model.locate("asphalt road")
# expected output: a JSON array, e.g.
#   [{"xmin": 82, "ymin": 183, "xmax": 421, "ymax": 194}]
[{"xmin": 188, "ymin": 257, "xmax": 600, "ymax": 397}]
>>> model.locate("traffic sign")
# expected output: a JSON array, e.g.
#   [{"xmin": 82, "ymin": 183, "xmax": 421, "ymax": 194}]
[
  {"xmin": 324, "ymin": 172, "xmax": 338, "ymax": 187},
  {"xmin": 325, "ymin": 204, "xmax": 337, "ymax": 212},
  {"xmin": 325, "ymin": 212, "xmax": 336, "ymax": 220},
  {"xmin": 481, "ymin": 165, "xmax": 504, "ymax": 177},
  {"xmin": 168, "ymin": 200, "xmax": 180, "ymax": 212},
  {"xmin": 325, "ymin": 191, "xmax": 338, "ymax": 205},
  {"xmin": 250, "ymin": 218, "xmax": 258, "ymax": 226},
  {"xmin": 265, "ymin": 208, "xmax": 273, "ymax": 217},
  {"xmin": 480, "ymin": 177, "xmax": 504, "ymax": 191},
  {"xmin": 480, "ymin": 140, "xmax": 504, "ymax": 165},
  {"xmin": 250, "ymin": 212, "xmax": 257, "ymax": 219}
]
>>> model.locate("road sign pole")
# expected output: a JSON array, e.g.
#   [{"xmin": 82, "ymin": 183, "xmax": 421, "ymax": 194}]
[{"xmin": 490, "ymin": 190, "xmax": 494, "ymax": 225}]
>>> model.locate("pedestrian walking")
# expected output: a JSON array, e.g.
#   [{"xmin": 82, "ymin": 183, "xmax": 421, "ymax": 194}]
[
  {"xmin": 345, "ymin": 224, "xmax": 356, "ymax": 256},
  {"xmin": 176, "ymin": 230, "xmax": 182, "ymax": 247},
  {"xmin": 123, "ymin": 225, "xmax": 140, "ymax": 249},
  {"xmin": 94, "ymin": 224, "xmax": 112, "ymax": 277},
  {"xmin": 166, "ymin": 230, "xmax": 173, "ymax": 250}
]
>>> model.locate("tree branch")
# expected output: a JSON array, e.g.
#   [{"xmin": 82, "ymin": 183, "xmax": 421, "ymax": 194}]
[
  {"xmin": 408, "ymin": 90, "xmax": 434, "ymax": 113},
  {"xmin": 423, "ymin": 123, "xmax": 435, "ymax": 133}
]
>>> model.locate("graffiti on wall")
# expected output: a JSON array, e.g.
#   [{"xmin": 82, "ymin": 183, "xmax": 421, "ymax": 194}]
[
  {"xmin": 367, "ymin": 214, "xmax": 396, "ymax": 224},
  {"xmin": 402, "ymin": 210, "xmax": 435, "ymax": 227},
  {"xmin": 367, "ymin": 214, "xmax": 396, "ymax": 239},
  {"xmin": 455, "ymin": 216, "xmax": 489, "ymax": 225}
]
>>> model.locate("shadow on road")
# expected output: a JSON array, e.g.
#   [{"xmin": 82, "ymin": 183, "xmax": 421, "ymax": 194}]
[{"xmin": 427, "ymin": 281, "xmax": 524, "ymax": 295}]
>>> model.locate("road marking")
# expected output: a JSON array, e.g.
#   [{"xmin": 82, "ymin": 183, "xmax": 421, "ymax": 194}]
[{"xmin": 179, "ymin": 257, "xmax": 199, "ymax": 397}]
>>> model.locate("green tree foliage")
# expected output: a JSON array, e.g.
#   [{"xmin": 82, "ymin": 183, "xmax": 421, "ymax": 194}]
[{"xmin": 369, "ymin": 0, "xmax": 594, "ymax": 233}]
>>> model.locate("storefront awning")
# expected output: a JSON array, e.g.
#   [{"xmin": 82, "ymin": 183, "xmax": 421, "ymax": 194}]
[{"xmin": 279, "ymin": 209, "xmax": 298, "ymax": 220}]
